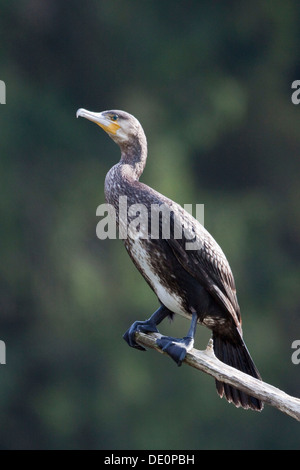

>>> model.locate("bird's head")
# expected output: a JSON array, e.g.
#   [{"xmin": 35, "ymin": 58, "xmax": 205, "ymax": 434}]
[{"xmin": 76, "ymin": 108, "xmax": 145, "ymax": 147}]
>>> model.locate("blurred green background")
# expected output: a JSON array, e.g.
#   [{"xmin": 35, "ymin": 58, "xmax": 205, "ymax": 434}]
[{"xmin": 0, "ymin": 0, "xmax": 300, "ymax": 450}]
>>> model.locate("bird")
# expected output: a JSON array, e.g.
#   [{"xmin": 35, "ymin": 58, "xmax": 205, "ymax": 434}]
[{"xmin": 76, "ymin": 107, "xmax": 263, "ymax": 411}]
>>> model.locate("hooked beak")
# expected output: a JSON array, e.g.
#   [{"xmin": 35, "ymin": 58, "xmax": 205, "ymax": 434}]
[{"xmin": 76, "ymin": 108, "xmax": 120, "ymax": 135}]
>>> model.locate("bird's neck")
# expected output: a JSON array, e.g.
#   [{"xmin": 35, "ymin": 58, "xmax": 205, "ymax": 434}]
[
  {"xmin": 119, "ymin": 130, "xmax": 147, "ymax": 181},
  {"xmin": 105, "ymin": 130, "xmax": 148, "ymax": 206}
]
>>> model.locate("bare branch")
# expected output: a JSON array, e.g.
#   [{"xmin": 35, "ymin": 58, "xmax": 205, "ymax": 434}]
[{"xmin": 135, "ymin": 331, "xmax": 300, "ymax": 422}]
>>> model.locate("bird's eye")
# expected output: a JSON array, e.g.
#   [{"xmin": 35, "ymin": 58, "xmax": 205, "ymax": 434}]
[{"xmin": 111, "ymin": 114, "xmax": 118, "ymax": 121}]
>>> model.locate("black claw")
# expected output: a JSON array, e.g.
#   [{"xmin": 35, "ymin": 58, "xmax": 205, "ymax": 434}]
[
  {"xmin": 123, "ymin": 320, "xmax": 159, "ymax": 351},
  {"xmin": 156, "ymin": 336, "xmax": 193, "ymax": 367}
]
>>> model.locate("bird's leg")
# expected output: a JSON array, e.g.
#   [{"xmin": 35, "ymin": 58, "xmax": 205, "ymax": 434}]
[
  {"xmin": 123, "ymin": 305, "xmax": 171, "ymax": 351},
  {"xmin": 156, "ymin": 311, "xmax": 198, "ymax": 366}
]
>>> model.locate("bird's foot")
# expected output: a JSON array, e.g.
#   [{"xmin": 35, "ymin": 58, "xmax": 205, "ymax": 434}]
[
  {"xmin": 123, "ymin": 320, "xmax": 159, "ymax": 351},
  {"xmin": 156, "ymin": 335, "xmax": 194, "ymax": 367}
]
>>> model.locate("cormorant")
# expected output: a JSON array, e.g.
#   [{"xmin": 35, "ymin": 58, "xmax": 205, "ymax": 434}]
[{"xmin": 77, "ymin": 108, "xmax": 263, "ymax": 411}]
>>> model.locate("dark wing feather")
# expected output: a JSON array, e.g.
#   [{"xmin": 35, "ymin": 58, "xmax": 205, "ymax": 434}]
[
  {"xmin": 166, "ymin": 206, "xmax": 242, "ymax": 328},
  {"xmin": 129, "ymin": 183, "xmax": 241, "ymax": 328}
]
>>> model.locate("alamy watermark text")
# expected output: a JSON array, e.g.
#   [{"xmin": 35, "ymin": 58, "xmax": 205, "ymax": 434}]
[
  {"xmin": 291, "ymin": 340, "xmax": 300, "ymax": 365},
  {"xmin": 96, "ymin": 197, "xmax": 204, "ymax": 250},
  {"xmin": 0, "ymin": 341, "xmax": 6, "ymax": 364},
  {"xmin": 0, "ymin": 80, "xmax": 6, "ymax": 104}
]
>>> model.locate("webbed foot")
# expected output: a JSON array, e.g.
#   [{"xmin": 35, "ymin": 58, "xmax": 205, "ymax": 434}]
[
  {"xmin": 156, "ymin": 335, "xmax": 194, "ymax": 366},
  {"xmin": 123, "ymin": 320, "xmax": 159, "ymax": 351},
  {"xmin": 123, "ymin": 305, "xmax": 171, "ymax": 351}
]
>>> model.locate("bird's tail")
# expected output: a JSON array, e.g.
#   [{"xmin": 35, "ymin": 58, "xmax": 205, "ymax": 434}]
[{"xmin": 212, "ymin": 330, "xmax": 264, "ymax": 411}]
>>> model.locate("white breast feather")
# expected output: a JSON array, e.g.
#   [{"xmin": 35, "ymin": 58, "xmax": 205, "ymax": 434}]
[{"xmin": 129, "ymin": 239, "xmax": 188, "ymax": 317}]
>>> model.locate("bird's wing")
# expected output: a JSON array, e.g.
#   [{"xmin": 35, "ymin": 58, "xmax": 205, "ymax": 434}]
[
  {"xmin": 133, "ymin": 184, "xmax": 241, "ymax": 328},
  {"xmin": 165, "ymin": 205, "xmax": 242, "ymax": 327}
]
